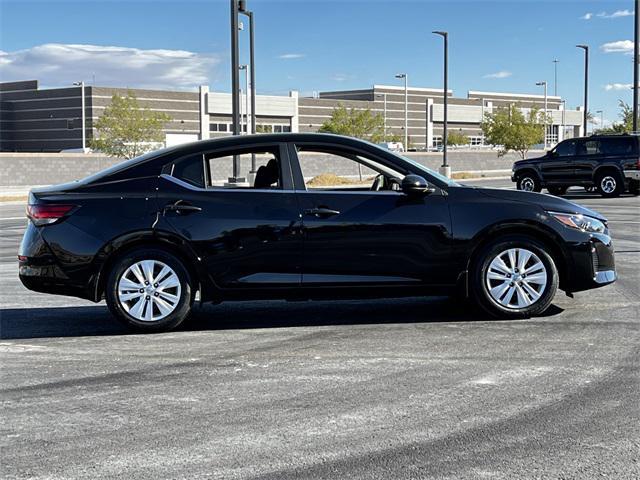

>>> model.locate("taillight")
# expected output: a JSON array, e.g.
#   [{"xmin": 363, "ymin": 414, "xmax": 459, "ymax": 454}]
[{"xmin": 26, "ymin": 204, "xmax": 76, "ymax": 226}]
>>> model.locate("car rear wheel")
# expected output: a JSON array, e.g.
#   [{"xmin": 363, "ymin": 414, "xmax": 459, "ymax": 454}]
[
  {"xmin": 472, "ymin": 237, "xmax": 558, "ymax": 319},
  {"xmin": 547, "ymin": 186, "xmax": 568, "ymax": 196},
  {"xmin": 105, "ymin": 248, "xmax": 193, "ymax": 332},
  {"xmin": 596, "ymin": 171, "xmax": 624, "ymax": 198},
  {"xmin": 516, "ymin": 175, "xmax": 541, "ymax": 193}
]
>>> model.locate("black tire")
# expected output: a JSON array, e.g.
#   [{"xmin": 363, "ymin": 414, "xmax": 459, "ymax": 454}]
[
  {"xmin": 546, "ymin": 186, "xmax": 568, "ymax": 196},
  {"xmin": 516, "ymin": 174, "xmax": 541, "ymax": 192},
  {"xmin": 105, "ymin": 247, "xmax": 193, "ymax": 332},
  {"xmin": 471, "ymin": 236, "xmax": 559, "ymax": 319},
  {"xmin": 595, "ymin": 171, "xmax": 624, "ymax": 198},
  {"xmin": 629, "ymin": 180, "xmax": 640, "ymax": 196}
]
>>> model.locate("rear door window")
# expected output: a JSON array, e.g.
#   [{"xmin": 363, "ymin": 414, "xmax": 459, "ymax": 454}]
[{"xmin": 576, "ymin": 140, "xmax": 600, "ymax": 156}]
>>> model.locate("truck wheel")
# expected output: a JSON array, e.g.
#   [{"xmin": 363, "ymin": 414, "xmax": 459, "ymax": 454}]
[
  {"xmin": 516, "ymin": 175, "xmax": 541, "ymax": 192},
  {"xmin": 596, "ymin": 171, "xmax": 624, "ymax": 198},
  {"xmin": 547, "ymin": 186, "xmax": 568, "ymax": 196}
]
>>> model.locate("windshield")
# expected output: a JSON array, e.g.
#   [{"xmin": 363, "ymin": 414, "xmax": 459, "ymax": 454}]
[{"xmin": 368, "ymin": 142, "xmax": 460, "ymax": 186}]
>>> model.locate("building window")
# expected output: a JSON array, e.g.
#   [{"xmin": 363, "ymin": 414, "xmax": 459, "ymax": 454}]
[
  {"xmin": 469, "ymin": 136, "xmax": 484, "ymax": 146},
  {"xmin": 210, "ymin": 123, "xmax": 230, "ymax": 132}
]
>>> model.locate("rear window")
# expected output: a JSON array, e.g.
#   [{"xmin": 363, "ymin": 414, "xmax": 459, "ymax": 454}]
[{"xmin": 599, "ymin": 137, "xmax": 636, "ymax": 156}]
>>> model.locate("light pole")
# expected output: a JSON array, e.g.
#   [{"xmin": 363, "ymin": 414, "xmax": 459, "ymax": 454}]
[
  {"xmin": 561, "ymin": 99, "xmax": 566, "ymax": 141},
  {"xmin": 229, "ymin": 0, "xmax": 243, "ymax": 184},
  {"xmin": 433, "ymin": 30, "xmax": 449, "ymax": 176},
  {"xmin": 634, "ymin": 0, "xmax": 639, "ymax": 132},
  {"xmin": 552, "ymin": 59, "xmax": 559, "ymax": 97},
  {"xmin": 239, "ymin": 65, "xmax": 249, "ymax": 134},
  {"xmin": 596, "ymin": 110, "xmax": 604, "ymax": 131},
  {"xmin": 73, "ymin": 81, "xmax": 86, "ymax": 151},
  {"xmin": 576, "ymin": 44, "xmax": 589, "ymax": 136},
  {"xmin": 536, "ymin": 81, "xmax": 548, "ymax": 149},
  {"xmin": 395, "ymin": 73, "xmax": 408, "ymax": 150},
  {"xmin": 375, "ymin": 93, "xmax": 387, "ymax": 139}
]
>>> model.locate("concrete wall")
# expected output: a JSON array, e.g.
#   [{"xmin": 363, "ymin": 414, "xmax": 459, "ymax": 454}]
[{"xmin": 0, "ymin": 150, "xmax": 541, "ymax": 187}]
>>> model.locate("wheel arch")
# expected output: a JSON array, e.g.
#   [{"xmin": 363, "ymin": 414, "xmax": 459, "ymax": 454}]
[
  {"xmin": 592, "ymin": 164, "xmax": 623, "ymax": 182},
  {"xmin": 464, "ymin": 221, "xmax": 569, "ymax": 293},
  {"xmin": 91, "ymin": 229, "xmax": 212, "ymax": 303}
]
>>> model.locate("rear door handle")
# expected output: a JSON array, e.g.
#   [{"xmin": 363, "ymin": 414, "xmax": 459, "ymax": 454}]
[
  {"xmin": 304, "ymin": 207, "xmax": 340, "ymax": 218},
  {"xmin": 163, "ymin": 202, "xmax": 202, "ymax": 215}
]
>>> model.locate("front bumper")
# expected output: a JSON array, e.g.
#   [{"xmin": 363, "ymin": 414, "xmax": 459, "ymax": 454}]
[
  {"xmin": 564, "ymin": 233, "xmax": 616, "ymax": 293},
  {"xmin": 623, "ymin": 170, "xmax": 640, "ymax": 181}
]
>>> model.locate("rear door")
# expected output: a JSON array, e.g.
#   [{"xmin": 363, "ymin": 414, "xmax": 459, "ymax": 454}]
[
  {"xmin": 157, "ymin": 143, "xmax": 303, "ymax": 289},
  {"xmin": 572, "ymin": 138, "xmax": 602, "ymax": 182}
]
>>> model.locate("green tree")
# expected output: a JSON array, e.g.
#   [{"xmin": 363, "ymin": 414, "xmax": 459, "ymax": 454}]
[
  {"xmin": 319, "ymin": 104, "xmax": 385, "ymax": 143},
  {"xmin": 90, "ymin": 91, "xmax": 171, "ymax": 159},
  {"xmin": 594, "ymin": 100, "xmax": 633, "ymax": 134},
  {"xmin": 481, "ymin": 104, "xmax": 549, "ymax": 159},
  {"xmin": 447, "ymin": 130, "xmax": 470, "ymax": 146}
]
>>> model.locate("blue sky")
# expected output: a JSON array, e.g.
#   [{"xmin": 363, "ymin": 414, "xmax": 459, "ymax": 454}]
[{"xmin": 0, "ymin": 0, "xmax": 635, "ymax": 127}]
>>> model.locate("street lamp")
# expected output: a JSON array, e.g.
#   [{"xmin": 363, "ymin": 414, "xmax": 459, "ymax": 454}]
[
  {"xmin": 72, "ymin": 81, "xmax": 86, "ymax": 151},
  {"xmin": 596, "ymin": 110, "xmax": 604, "ymax": 131},
  {"xmin": 536, "ymin": 81, "xmax": 548, "ymax": 149},
  {"xmin": 375, "ymin": 93, "xmax": 387, "ymax": 139},
  {"xmin": 552, "ymin": 59, "xmax": 559, "ymax": 97},
  {"xmin": 395, "ymin": 73, "xmax": 408, "ymax": 151},
  {"xmin": 433, "ymin": 30, "xmax": 449, "ymax": 176},
  {"xmin": 576, "ymin": 45, "xmax": 589, "ymax": 136}
]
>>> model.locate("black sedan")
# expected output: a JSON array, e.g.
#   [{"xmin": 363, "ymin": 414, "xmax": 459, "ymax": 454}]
[{"xmin": 19, "ymin": 133, "xmax": 616, "ymax": 331}]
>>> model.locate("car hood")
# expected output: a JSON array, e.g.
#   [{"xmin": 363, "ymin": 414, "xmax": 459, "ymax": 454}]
[{"xmin": 473, "ymin": 187, "xmax": 607, "ymax": 221}]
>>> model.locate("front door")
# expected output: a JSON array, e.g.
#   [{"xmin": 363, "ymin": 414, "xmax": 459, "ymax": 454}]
[
  {"xmin": 157, "ymin": 144, "xmax": 302, "ymax": 289},
  {"xmin": 289, "ymin": 143, "xmax": 454, "ymax": 287},
  {"xmin": 540, "ymin": 138, "xmax": 577, "ymax": 183}
]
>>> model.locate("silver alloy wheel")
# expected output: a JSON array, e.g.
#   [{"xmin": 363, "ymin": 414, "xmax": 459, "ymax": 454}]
[
  {"xmin": 117, "ymin": 260, "xmax": 181, "ymax": 322},
  {"xmin": 520, "ymin": 177, "xmax": 535, "ymax": 191},
  {"xmin": 485, "ymin": 248, "xmax": 547, "ymax": 309},
  {"xmin": 600, "ymin": 176, "xmax": 617, "ymax": 194}
]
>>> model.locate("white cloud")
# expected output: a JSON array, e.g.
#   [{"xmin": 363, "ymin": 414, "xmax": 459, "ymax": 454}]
[
  {"xmin": 277, "ymin": 53, "xmax": 305, "ymax": 59},
  {"xmin": 601, "ymin": 40, "xmax": 634, "ymax": 54},
  {"xmin": 580, "ymin": 12, "xmax": 593, "ymax": 20},
  {"xmin": 483, "ymin": 70, "xmax": 512, "ymax": 79},
  {"xmin": 597, "ymin": 9, "xmax": 634, "ymax": 18},
  {"xmin": 0, "ymin": 43, "xmax": 218, "ymax": 90},
  {"xmin": 604, "ymin": 83, "xmax": 633, "ymax": 91},
  {"xmin": 331, "ymin": 73, "xmax": 353, "ymax": 82}
]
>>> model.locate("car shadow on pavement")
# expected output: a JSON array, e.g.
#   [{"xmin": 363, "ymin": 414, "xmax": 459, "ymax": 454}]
[{"xmin": 0, "ymin": 298, "xmax": 564, "ymax": 340}]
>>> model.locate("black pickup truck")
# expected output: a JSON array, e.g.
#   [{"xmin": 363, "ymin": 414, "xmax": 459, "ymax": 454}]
[{"xmin": 511, "ymin": 134, "xmax": 640, "ymax": 197}]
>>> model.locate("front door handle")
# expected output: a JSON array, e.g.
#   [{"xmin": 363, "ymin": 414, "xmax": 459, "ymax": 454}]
[
  {"xmin": 304, "ymin": 207, "xmax": 340, "ymax": 218},
  {"xmin": 163, "ymin": 201, "xmax": 202, "ymax": 215}
]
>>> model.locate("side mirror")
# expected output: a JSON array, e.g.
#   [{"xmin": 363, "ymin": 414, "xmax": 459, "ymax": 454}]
[{"xmin": 401, "ymin": 175, "xmax": 435, "ymax": 196}]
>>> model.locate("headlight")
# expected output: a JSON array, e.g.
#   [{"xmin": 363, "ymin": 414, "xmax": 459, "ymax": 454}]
[{"xmin": 549, "ymin": 212, "xmax": 606, "ymax": 234}]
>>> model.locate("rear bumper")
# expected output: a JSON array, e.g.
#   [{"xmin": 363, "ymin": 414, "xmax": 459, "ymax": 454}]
[
  {"xmin": 18, "ymin": 223, "xmax": 98, "ymax": 301},
  {"xmin": 564, "ymin": 233, "xmax": 616, "ymax": 293}
]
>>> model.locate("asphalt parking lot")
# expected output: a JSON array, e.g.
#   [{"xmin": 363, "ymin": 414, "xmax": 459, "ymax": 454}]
[{"xmin": 1, "ymin": 179, "xmax": 639, "ymax": 479}]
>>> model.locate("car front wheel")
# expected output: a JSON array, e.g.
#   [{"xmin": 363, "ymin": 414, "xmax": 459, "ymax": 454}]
[
  {"xmin": 472, "ymin": 237, "xmax": 558, "ymax": 319},
  {"xmin": 105, "ymin": 247, "xmax": 193, "ymax": 332},
  {"xmin": 516, "ymin": 174, "xmax": 541, "ymax": 192}
]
